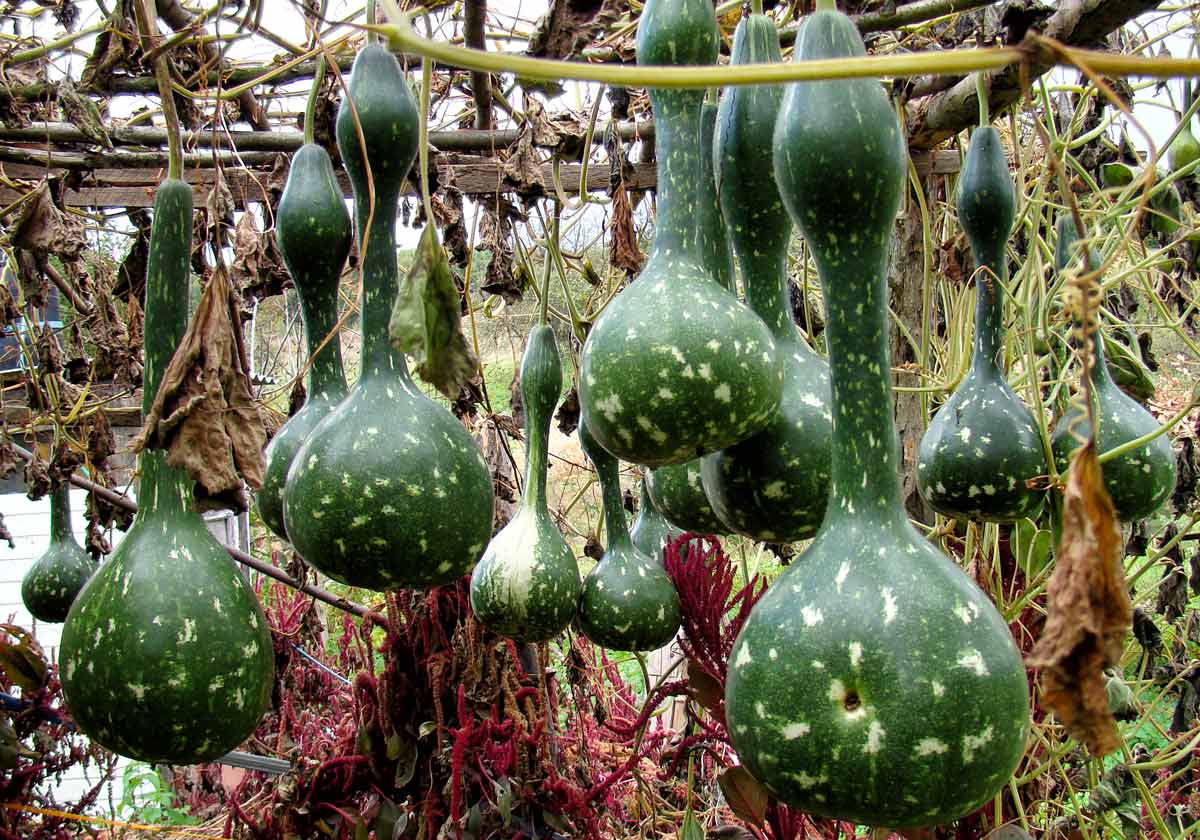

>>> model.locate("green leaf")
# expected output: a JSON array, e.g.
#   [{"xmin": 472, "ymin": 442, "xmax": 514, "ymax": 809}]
[
  {"xmin": 495, "ymin": 777, "xmax": 513, "ymax": 828},
  {"xmin": 1100, "ymin": 162, "xmax": 1136, "ymax": 188},
  {"xmin": 678, "ymin": 804, "xmax": 704, "ymax": 840},
  {"xmin": 717, "ymin": 766, "xmax": 767, "ymax": 828},
  {"xmin": 389, "ymin": 225, "xmax": 479, "ymax": 399},
  {"xmin": 1013, "ymin": 518, "xmax": 1053, "ymax": 579},
  {"xmin": 392, "ymin": 733, "xmax": 417, "ymax": 788}
]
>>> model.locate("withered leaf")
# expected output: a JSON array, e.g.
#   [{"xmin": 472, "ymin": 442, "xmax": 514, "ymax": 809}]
[
  {"xmin": 233, "ymin": 211, "xmax": 291, "ymax": 302},
  {"xmin": 1030, "ymin": 441, "xmax": 1131, "ymax": 756},
  {"xmin": 527, "ymin": 0, "xmax": 622, "ymax": 59},
  {"xmin": 555, "ymin": 385, "xmax": 580, "ymax": 435},
  {"xmin": 24, "ymin": 453, "xmax": 50, "ymax": 501},
  {"xmin": 113, "ymin": 208, "xmax": 152, "ymax": 299},
  {"xmin": 48, "ymin": 438, "xmax": 83, "ymax": 489},
  {"xmin": 502, "ymin": 124, "xmax": 545, "ymax": 193},
  {"xmin": 7, "ymin": 180, "xmax": 87, "ymax": 264},
  {"xmin": 0, "ymin": 284, "xmax": 19, "ymax": 331},
  {"xmin": 0, "ymin": 514, "xmax": 13, "ymax": 550},
  {"xmin": 83, "ymin": 408, "xmax": 115, "ymax": 465},
  {"xmin": 133, "ymin": 264, "xmax": 267, "ymax": 513},
  {"xmin": 479, "ymin": 415, "xmax": 518, "ymax": 532},
  {"xmin": 609, "ymin": 180, "xmax": 644, "ymax": 276},
  {"xmin": 34, "ymin": 323, "xmax": 62, "ymax": 375},
  {"xmin": 389, "ymin": 225, "xmax": 479, "ymax": 400},
  {"xmin": 716, "ymin": 766, "xmax": 767, "ymax": 828},
  {"xmin": 0, "ymin": 435, "xmax": 18, "ymax": 480}
]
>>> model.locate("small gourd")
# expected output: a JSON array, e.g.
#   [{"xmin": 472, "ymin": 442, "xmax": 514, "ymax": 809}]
[
  {"xmin": 701, "ymin": 9, "xmax": 833, "ymax": 542},
  {"xmin": 284, "ymin": 45, "xmax": 494, "ymax": 589},
  {"xmin": 725, "ymin": 3, "xmax": 1029, "ymax": 827},
  {"xmin": 471, "ymin": 324, "xmax": 581, "ymax": 641},
  {"xmin": 915, "ymin": 123, "xmax": 1047, "ymax": 522},
  {"xmin": 1170, "ymin": 81, "xmax": 1200, "ymax": 173},
  {"xmin": 578, "ymin": 419, "xmax": 681, "ymax": 651},
  {"xmin": 60, "ymin": 177, "xmax": 274, "ymax": 763},
  {"xmin": 1050, "ymin": 215, "xmax": 1176, "ymax": 522},
  {"xmin": 578, "ymin": 0, "xmax": 783, "ymax": 468},
  {"xmin": 629, "ymin": 476, "xmax": 682, "ymax": 559},
  {"xmin": 257, "ymin": 142, "xmax": 352, "ymax": 540},
  {"xmin": 21, "ymin": 485, "xmax": 94, "ymax": 623}
]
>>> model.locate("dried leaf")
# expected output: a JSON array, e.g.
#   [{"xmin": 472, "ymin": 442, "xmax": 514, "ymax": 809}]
[
  {"xmin": 57, "ymin": 78, "xmax": 112, "ymax": 149},
  {"xmin": 7, "ymin": 180, "xmax": 87, "ymax": 263},
  {"xmin": 233, "ymin": 211, "xmax": 291, "ymax": 303},
  {"xmin": 24, "ymin": 452, "xmax": 50, "ymax": 501},
  {"xmin": 113, "ymin": 208, "xmax": 153, "ymax": 299},
  {"xmin": 555, "ymin": 385, "xmax": 580, "ymax": 435},
  {"xmin": 0, "ymin": 625, "xmax": 48, "ymax": 692},
  {"xmin": 1030, "ymin": 442, "xmax": 1131, "ymax": 756},
  {"xmin": 686, "ymin": 658, "xmax": 723, "ymax": 718},
  {"xmin": 527, "ymin": 0, "xmax": 622, "ymax": 59},
  {"xmin": 34, "ymin": 323, "xmax": 62, "ymax": 376},
  {"xmin": 133, "ymin": 265, "xmax": 267, "ymax": 513},
  {"xmin": 388, "ymin": 225, "xmax": 478, "ymax": 400},
  {"xmin": 717, "ymin": 766, "xmax": 767, "ymax": 828},
  {"xmin": 0, "ymin": 435, "xmax": 18, "ymax": 480},
  {"xmin": 479, "ymin": 415, "xmax": 518, "ymax": 531},
  {"xmin": 609, "ymin": 180, "xmax": 644, "ymax": 276},
  {"xmin": 0, "ymin": 284, "xmax": 19, "ymax": 331},
  {"xmin": 0, "ymin": 514, "xmax": 13, "ymax": 550},
  {"xmin": 502, "ymin": 126, "xmax": 545, "ymax": 193},
  {"xmin": 48, "ymin": 437, "xmax": 82, "ymax": 489}
]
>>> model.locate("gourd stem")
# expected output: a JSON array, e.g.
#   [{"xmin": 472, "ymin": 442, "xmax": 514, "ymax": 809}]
[
  {"xmin": 298, "ymin": 268, "xmax": 347, "ymax": 400},
  {"xmin": 976, "ymin": 71, "xmax": 988, "ymax": 127},
  {"xmin": 303, "ymin": 56, "xmax": 326, "ymax": 146},
  {"xmin": 815, "ymin": 0, "xmax": 836, "ymax": 10},
  {"xmin": 539, "ymin": 212, "xmax": 556, "ymax": 326},
  {"xmin": 647, "ymin": 88, "xmax": 707, "ymax": 259},
  {"xmin": 970, "ymin": 243, "xmax": 1006, "ymax": 371},
  {"xmin": 359, "ymin": 186, "xmax": 410, "ymax": 380},
  {"xmin": 593, "ymin": 452, "xmax": 632, "ymax": 550},
  {"xmin": 419, "ymin": 59, "xmax": 436, "ymax": 228},
  {"xmin": 135, "ymin": 0, "xmax": 183, "ymax": 181},
  {"xmin": 750, "ymin": 0, "xmax": 763, "ymax": 15},
  {"xmin": 49, "ymin": 483, "xmax": 74, "ymax": 543}
]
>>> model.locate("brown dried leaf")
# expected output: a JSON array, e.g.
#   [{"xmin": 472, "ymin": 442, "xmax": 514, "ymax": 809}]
[
  {"xmin": 24, "ymin": 452, "xmax": 50, "ymax": 501},
  {"xmin": 609, "ymin": 180, "xmax": 644, "ymax": 276},
  {"xmin": 113, "ymin": 208, "xmax": 152, "ymax": 299},
  {"xmin": 716, "ymin": 766, "xmax": 767, "ymax": 828},
  {"xmin": 83, "ymin": 408, "xmax": 115, "ymax": 465},
  {"xmin": 132, "ymin": 265, "xmax": 267, "ymax": 513},
  {"xmin": 527, "ymin": 0, "xmax": 623, "ymax": 59},
  {"xmin": 555, "ymin": 385, "xmax": 580, "ymax": 436},
  {"xmin": 15, "ymin": 250, "xmax": 48, "ymax": 310},
  {"xmin": 232, "ymin": 211, "xmax": 291, "ymax": 302},
  {"xmin": 479, "ymin": 415, "xmax": 518, "ymax": 532},
  {"xmin": 1030, "ymin": 442, "xmax": 1131, "ymax": 756},
  {"xmin": 502, "ymin": 126, "xmax": 545, "ymax": 193},
  {"xmin": 0, "ymin": 435, "xmax": 18, "ymax": 480},
  {"xmin": 0, "ymin": 284, "xmax": 19, "ymax": 331},
  {"xmin": 48, "ymin": 438, "xmax": 83, "ymax": 489},
  {"xmin": 34, "ymin": 323, "xmax": 62, "ymax": 375},
  {"xmin": 0, "ymin": 514, "xmax": 13, "ymax": 551},
  {"xmin": 8, "ymin": 180, "xmax": 87, "ymax": 263}
]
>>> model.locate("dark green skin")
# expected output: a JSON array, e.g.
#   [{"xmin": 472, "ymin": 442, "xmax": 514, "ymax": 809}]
[
  {"xmin": 629, "ymin": 478, "xmax": 681, "ymax": 561},
  {"xmin": 917, "ymin": 127, "xmax": 1047, "ymax": 522},
  {"xmin": 701, "ymin": 12, "xmax": 833, "ymax": 542},
  {"xmin": 258, "ymin": 143, "xmax": 351, "ymax": 541},
  {"xmin": 22, "ymin": 486, "xmax": 94, "ymax": 623},
  {"xmin": 60, "ymin": 178, "xmax": 274, "ymax": 764},
  {"xmin": 471, "ymin": 325, "xmax": 581, "ymax": 641},
  {"xmin": 697, "ymin": 101, "xmax": 735, "ymax": 293},
  {"xmin": 578, "ymin": 420, "xmax": 681, "ymax": 652},
  {"xmin": 1051, "ymin": 215, "xmax": 1175, "ymax": 522},
  {"xmin": 645, "ymin": 461, "xmax": 725, "ymax": 534},
  {"xmin": 578, "ymin": 0, "xmax": 783, "ymax": 468},
  {"xmin": 284, "ymin": 46, "xmax": 494, "ymax": 589},
  {"xmin": 728, "ymin": 10, "xmax": 1029, "ymax": 828}
]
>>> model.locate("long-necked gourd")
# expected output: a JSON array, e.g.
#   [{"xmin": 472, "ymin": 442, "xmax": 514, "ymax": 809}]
[
  {"xmin": 1050, "ymin": 215, "xmax": 1175, "ymax": 522},
  {"xmin": 578, "ymin": 419, "xmax": 681, "ymax": 651},
  {"xmin": 21, "ymin": 485, "xmax": 94, "ymax": 623},
  {"xmin": 915, "ymin": 121, "xmax": 1047, "ymax": 522},
  {"xmin": 284, "ymin": 45, "xmax": 493, "ymax": 589},
  {"xmin": 471, "ymin": 324, "xmax": 581, "ymax": 641},
  {"xmin": 578, "ymin": 0, "xmax": 782, "ymax": 468},
  {"xmin": 643, "ymin": 98, "xmax": 736, "ymax": 534},
  {"xmin": 700, "ymin": 9, "xmax": 833, "ymax": 542},
  {"xmin": 60, "ymin": 177, "xmax": 274, "ymax": 764},
  {"xmin": 257, "ymin": 141, "xmax": 352, "ymax": 541},
  {"xmin": 725, "ymin": 4, "xmax": 1029, "ymax": 826},
  {"xmin": 629, "ymin": 475, "xmax": 681, "ymax": 560}
]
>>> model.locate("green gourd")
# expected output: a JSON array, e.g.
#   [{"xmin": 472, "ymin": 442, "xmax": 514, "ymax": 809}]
[
  {"xmin": 643, "ymin": 101, "xmax": 735, "ymax": 535},
  {"xmin": 915, "ymin": 125, "xmax": 1047, "ymax": 522},
  {"xmin": 1050, "ymin": 215, "xmax": 1176, "ymax": 522},
  {"xmin": 577, "ymin": 419, "xmax": 681, "ymax": 651},
  {"xmin": 21, "ymin": 486, "xmax": 94, "ymax": 623},
  {"xmin": 60, "ymin": 178, "xmax": 274, "ymax": 763},
  {"xmin": 725, "ymin": 4, "xmax": 1029, "ymax": 827},
  {"xmin": 471, "ymin": 324, "xmax": 581, "ymax": 641},
  {"xmin": 701, "ymin": 10, "xmax": 834, "ymax": 542},
  {"xmin": 1170, "ymin": 81, "xmax": 1200, "ymax": 172},
  {"xmin": 257, "ymin": 143, "xmax": 351, "ymax": 541},
  {"xmin": 629, "ymin": 476, "xmax": 682, "ymax": 560},
  {"xmin": 284, "ymin": 45, "xmax": 494, "ymax": 589},
  {"xmin": 578, "ymin": 0, "xmax": 783, "ymax": 468}
]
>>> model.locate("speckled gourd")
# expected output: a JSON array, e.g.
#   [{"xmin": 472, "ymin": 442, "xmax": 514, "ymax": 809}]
[
  {"xmin": 630, "ymin": 476, "xmax": 681, "ymax": 560},
  {"xmin": 725, "ymin": 5, "xmax": 1030, "ymax": 827},
  {"xmin": 21, "ymin": 485, "xmax": 94, "ymax": 623},
  {"xmin": 643, "ymin": 101, "xmax": 734, "ymax": 534},
  {"xmin": 471, "ymin": 324, "xmax": 581, "ymax": 641},
  {"xmin": 578, "ymin": 419, "xmax": 681, "ymax": 651},
  {"xmin": 915, "ymin": 125, "xmax": 1047, "ymax": 522},
  {"xmin": 578, "ymin": 0, "xmax": 783, "ymax": 468},
  {"xmin": 60, "ymin": 177, "xmax": 274, "ymax": 764},
  {"xmin": 284, "ymin": 45, "xmax": 494, "ymax": 589},
  {"xmin": 1050, "ymin": 215, "xmax": 1175, "ymax": 522},
  {"xmin": 700, "ymin": 10, "xmax": 833, "ymax": 542},
  {"xmin": 257, "ymin": 143, "xmax": 352, "ymax": 540}
]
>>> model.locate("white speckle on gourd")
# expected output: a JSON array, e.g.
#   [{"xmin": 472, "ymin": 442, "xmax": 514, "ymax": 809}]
[
  {"xmin": 915, "ymin": 737, "xmax": 948, "ymax": 756},
  {"xmin": 801, "ymin": 604, "xmax": 824, "ymax": 626},
  {"xmin": 735, "ymin": 643, "xmax": 753, "ymax": 669},
  {"xmin": 714, "ymin": 383, "xmax": 732, "ymax": 402},
  {"xmin": 863, "ymin": 721, "xmax": 885, "ymax": 754},
  {"xmin": 881, "ymin": 587, "xmax": 897, "ymax": 624},
  {"xmin": 849, "ymin": 642, "xmax": 863, "ymax": 668},
  {"xmin": 957, "ymin": 649, "xmax": 989, "ymax": 676},
  {"xmin": 782, "ymin": 722, "xmax": 811, "ymax": 740},
  {"xmin": 962, "ymin": 725, "xmax": 995, "ymax": 763}
]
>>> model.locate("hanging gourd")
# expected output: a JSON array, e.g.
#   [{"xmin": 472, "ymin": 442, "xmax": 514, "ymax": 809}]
[
  {"xmin": 59, "ymin": 40, "xmax": 274, "ymax": 758},
  {"xmin": 643, "ymin": 100, "xmax": 735, "ymax": 534},
  {"xmin": 1050, "ymin": 215, "xmax": 1176, "ymax": 522},
  {"xmin": 630, "ymin": 475, "xmax": 681, "ymax": 560},
  {"xmin": 577, "ymin": 418, "xmax": 681, "ymax": 651},
  {"xmin": 284, "ymin": 44, "xmax": 494, "ymax": 589},
  {"xmin": 471, "ymin": 322, "xmax": 581, "ymax": 641},
  {"xmin": 915, "ymin": 114, "xmax": 1047, "ymax": 522},
  {"xmin": 725, "ymin": 4, "xmax": 1030, "ymax": 827},
  {"xmin": 256, "ymin": 66, "xmax": 353, "ymax": 541},
  {"xmin": 578, "ymin": 0, "xmax": 783, "ymax": 468},
  {"xmin": 1170, "ymin": 80, "xmax": 1200, "ymax": 173},
  {"xmin": 21, "ymin": 485, "xmax": 94, "ymax": 623},
  {"xmin": 700, "ymin": 8, "xmax": 833, "ymax": 542}
]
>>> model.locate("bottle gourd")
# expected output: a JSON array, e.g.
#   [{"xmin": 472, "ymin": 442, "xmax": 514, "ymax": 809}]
[
  {"xmin": 257, "ymin": 142, "xmax": 352, "ymax": 541},
  {"xmin": 471, "ymin": 325, "xmax": 581, "ymax": 641},
  {"xmin": 725, "ymin": 4, "xmax": 1029, "ymax": 827},
  {"xmin": 578, "ymin": 418, "xmax": 681, "ymax": 651},
  {"xmin": 22, "ymin": 485, "xmax": 94, "ymax": 623},
  {"xmin": 916, "ymin": 124, "xmax": 1047, "ymax": 522},
  {"xmin": 630, "ymin": 475, "xmax": 682, "ymax": 560},
  {"xmin": 284, "ymin": 46, "xmax": 494, "ymax": 589},
  {"xmin": 578, "ymin": 0, "xmax": 782, "ymax": 468},
  {"xmin": 1050, "ymin": 215, "xmax": 1175, "ymax": 522},
  {"xmin": 61, "ymin": 178, "xmax": 274, "ymax": 764},
  {"xmin": 701, "ymin": 9, "xmax": 833, "ymax": 542}
]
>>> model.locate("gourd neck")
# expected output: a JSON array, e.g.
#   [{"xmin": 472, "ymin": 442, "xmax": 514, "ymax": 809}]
[
  {"xmin": 819, "ymin": 243, "xmax": 905, "ymax": 524},
  {"xmin": 596, "ymin": 458, "xmax": 632, "ymax": 551},
  {"xmin": 357, "ymin": 184, "xmax": 412, "ymax": 384},
  {"xmin": 49, "ymin": 484, "xmax": 74, "ymax": 543},
  {"xmin": 743, "ymin": 249, "xmax": 798, "ymax": 343},
  {"xmin": 969, "ymin": 241, "xmax": 1006, "ymax": 373},
  {"xmin": 523, "ymin": 409, "xmax": 551, "ymax": 511},
  {"xmin": 1089, "ymin": 330, "xmax": 1114, "ymax": 388},
  {"xmin": 298, "ymin": 280, "xmax": 347, "ymax": 402},
  {"xmin": 649, "ymin": 88, "xmax": 707, "ymax": 261}
]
